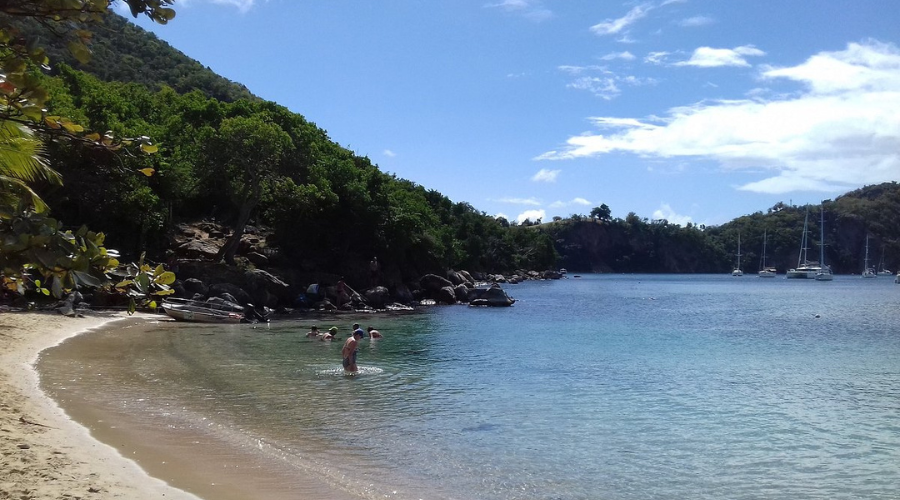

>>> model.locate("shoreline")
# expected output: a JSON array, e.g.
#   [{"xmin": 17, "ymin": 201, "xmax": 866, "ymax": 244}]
[{"xmin": 0, "ymin": 310, "xmax": 200, "ymax": 500}]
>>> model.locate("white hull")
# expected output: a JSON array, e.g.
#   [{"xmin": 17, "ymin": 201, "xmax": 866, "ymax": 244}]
[
  {"xmin": 732, "ymin": 269, "xmax": 743, "ymax": 276},
  {"xmin": 786, "ymin": 268, "xmax": 820, "ymax": 279},
  {"xmin": 758, "ymin": 269, "xmax": 777, "ymax": 278}
]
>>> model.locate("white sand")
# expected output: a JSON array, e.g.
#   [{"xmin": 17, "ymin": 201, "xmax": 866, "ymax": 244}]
[{"xmin": 0, "ymin": 310, "xmax": 200, "ymax": 500}]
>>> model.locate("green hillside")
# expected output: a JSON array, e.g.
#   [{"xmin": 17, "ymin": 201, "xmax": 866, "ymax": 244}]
[{"xmin": 6, "ymin": 8, "xmax": 900, "ymax": 292}]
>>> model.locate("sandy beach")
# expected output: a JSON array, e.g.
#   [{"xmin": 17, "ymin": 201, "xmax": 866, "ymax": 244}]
[{"xmin": 0, "ymin": 310, "xmax": 199, "ymax": 500}]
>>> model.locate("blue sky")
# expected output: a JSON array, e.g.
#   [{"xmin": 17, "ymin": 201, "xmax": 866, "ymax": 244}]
[{"xmin": 123, "ymin": 1, "xmax": 900, "ymax": 226}]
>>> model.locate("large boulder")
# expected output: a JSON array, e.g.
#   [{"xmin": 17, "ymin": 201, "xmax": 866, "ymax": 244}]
[
  {"xmin": 364, "ymin": 286, "xmax": 392, "ymax": 309},
  {"xmin": 176, "ymin": 239, "xmax": 221, "ymax": 260},
  {"xmin": 469, "ymin": 283, "xmax": 516, "ymax": 307},
  {"xmin": 458, "ymin": 270, "xmax": 475, "ymax": 285},
  {"xmin": 208, "ymin": 282, "xmax": 252, "ymax": 305},
  {"xmin": 420, "ymin": 274, "xmax": 453, "ymax": 293},
  {"xmin": 182, "ymin": 278, "xmax": 208, "ymax": 298},
  {"xmin": 447, "ymin": 270, "xmax": 466, "ymax": 286},
  {"xmin": 244, "ymin": 269, "xmax": 290, "ymax": 307},
  {"xmin": 391, "ymin": 284, "xmax": 415, "ymax": 305},
  {"xmin": 453, "ymin": 284, "xmax": 470, "ymax": 303},
  {"xmin": 435, "ymin": 286, "xmax": 457, "ymax": 305}
]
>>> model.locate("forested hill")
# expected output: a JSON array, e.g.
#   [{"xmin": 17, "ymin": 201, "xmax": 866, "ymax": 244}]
[
  {"xmin": 539, "ymin": 182, "xmax": 900, "ymax": 275},
  {"xmin": 8, "ymin": 13, "xmax": 254, "ymax": 102},
  {"xmin": 17, "ymin": 10, "xmax": 900, "ymax": 284}
]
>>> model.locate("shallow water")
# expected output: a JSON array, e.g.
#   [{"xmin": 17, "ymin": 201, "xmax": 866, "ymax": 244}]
[{"xmin": 40, "ymin": 274, "xmax": 900, "ymax": 499}]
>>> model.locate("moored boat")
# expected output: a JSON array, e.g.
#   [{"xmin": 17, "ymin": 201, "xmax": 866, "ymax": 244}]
[
  {"xmin": 758, "ymin": 230, "xmax": 776, "ymax": 277},
  {"xmin": 162, "ymin": 298, "xmax": 245, "ymax": 323},
  {"xmin": 862, "ymin": 236, "xmax": 876, "ymax": 278},
  {"xmin": 732, "ymin": 233, "xmax": 743, "ymax": 276},
  {"xmin": 814, "ymin": 208, "xmax": 833, "ymax": 281},
  {"xmin": 787, "ymin": 208, "xmax": 822, "ymax": 279}
]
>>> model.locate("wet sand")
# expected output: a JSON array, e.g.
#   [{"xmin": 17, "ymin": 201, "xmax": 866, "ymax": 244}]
[{"xmin": 0, "ymin": 311, "xmax": 365, "ymax": 500}]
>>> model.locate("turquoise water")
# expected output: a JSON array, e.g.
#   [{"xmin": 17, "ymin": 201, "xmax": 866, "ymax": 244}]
[{"xmin": 41, "ymin": 275, "xmax": 900, "ymax": 499}]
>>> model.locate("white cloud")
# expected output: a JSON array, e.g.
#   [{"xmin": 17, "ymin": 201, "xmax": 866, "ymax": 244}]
[
  {"xmin": 495, "ymin": 212, "xmax": 510, "ymax": 220},
  {"xmin": 549, "ymin": 198, "xmax": 592, "ymax": 209},
  {"xmin": 591, "ymin": 4, "xmax": 651, "ymax": 36},
  {"xmin": 678, "ymin": 16, "xmax": 714, "ymax": 27},
  {"xmin": 532, "ymin": 168, "xmax": 561, "ymax": 182},
  {"xmin": 537, "ymin": 41, "xmax": 900, "ymax": 195},
  {"xmin": 495, "ymin": 197, "xmax": 542, "ymax": 205},
  {"xmin": 675, "ymin": 45, "xmax": 766, "ymax": 68},
  {"xmin": 485, "ymin": 0, "xmax": 552, "ymax": 21},
  {"xmin": 561, "ymin": 67, "xmax": 656, "ymax": 99},
  {"xmin": 516, "ymin": 209, "xmax": 546, "ymax": 223},
  {"xmin": 568, "ymin": 76, "xmax": 621, "ymax": 99},
  {"xmin": 209, "ymin": 0, "xmax": 257, "ymax": 13},
  {"xmin": 558, "ymin": 64, "xmax": 606, "ymax": 75},
  {"xmin": 383, "ymin": 149, "xmax": 396, "ymax": 157},
  {"xmin": 600, "ymin": 51, "xmax": 636, "ymax": 61},
  {"xmin": 652, "ymin": 203, "xmax": 693, "ymax": 226},
  {"xmin": 645, "ymin": 51, "xmax": 671, "ymax": 65}
]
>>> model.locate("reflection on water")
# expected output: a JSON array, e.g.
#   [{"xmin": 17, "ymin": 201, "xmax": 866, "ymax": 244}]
[{"xmin": 41, "ymin": 275, "xmax": 900, "ymax": 500}]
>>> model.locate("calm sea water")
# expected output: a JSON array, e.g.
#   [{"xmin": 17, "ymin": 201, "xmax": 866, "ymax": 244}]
[{"xmin": 40, "ymin": 274, "xmax": 900, "ymax": 500}]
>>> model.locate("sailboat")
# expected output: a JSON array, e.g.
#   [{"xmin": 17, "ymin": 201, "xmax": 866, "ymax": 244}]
[
  {"xmin": 862, "ymin": 236, "xmax": 877, "ymax": 278},
  {"xmin": 758, "ymin": 230, "xmax": 776, "ymax": 277},
  {"xmin": 877, "ymin": 246, "xmax": 892, "ymax": 275},
  {"xmin": 732, "ymin": 233, "xmax": 743, "ymax": 276},
  {"xmin": 815, "ymin": 208, "xmax": 833, "ymax": 281},
  {"xmin": 786, "ymin": 208, "xmax": 821, "ymax": 279}
]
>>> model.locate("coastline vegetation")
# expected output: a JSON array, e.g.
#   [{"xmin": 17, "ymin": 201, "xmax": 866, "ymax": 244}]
[{"xmin": 2, "ymin": 2, "xmax": 899, "ymax": 309}]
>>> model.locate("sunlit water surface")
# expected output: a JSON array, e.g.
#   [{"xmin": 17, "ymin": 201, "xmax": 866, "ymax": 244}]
[{"xmin": 40, "ymin": 274, "xmax": 900, "ymax": 499}]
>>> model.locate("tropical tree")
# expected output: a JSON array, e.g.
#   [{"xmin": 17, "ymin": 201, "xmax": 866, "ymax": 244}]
[{"xmin": 206, "ymin": 115, "xmax": 294, "ymax": 264}]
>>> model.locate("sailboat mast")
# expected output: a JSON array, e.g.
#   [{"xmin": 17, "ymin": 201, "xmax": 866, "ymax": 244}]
[
  {"xmin": 798, "ymin": 209, "xmax": 809, "ymax": 267},
  {"xmin": 819, "ymin": 208, "xmax": 826, "ymax": 266}
]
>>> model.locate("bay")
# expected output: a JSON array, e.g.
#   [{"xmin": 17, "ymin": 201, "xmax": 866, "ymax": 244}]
[{"xmin": 40, "ymin": 274, "xmax": 900, "ymax": 499}]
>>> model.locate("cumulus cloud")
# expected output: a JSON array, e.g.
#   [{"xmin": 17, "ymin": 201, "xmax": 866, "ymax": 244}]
[
  {"xmin": 516, "ymin": 209, "xmax": 546, "ymax": 223},
  {"xmin": 532, "ymin": 168, "xmax": 561, "ymax": 182},
  {"xmin": 652, "ymin": 203, "xmax": 693, "ymax": 226},
  {"xmin": 485, "ymin": 0, "xmax": 552, "ymax": 21},
  {"xmin": 383, "ymin": 149, "xmax": 396, "ymax": 157},
  {"xmin": 675, "ymin": 45, "xmax": 766, "ymax": 67},
  {"xmin": 537, "ymin": 41, "xmax": 900, "ymax": 195}
]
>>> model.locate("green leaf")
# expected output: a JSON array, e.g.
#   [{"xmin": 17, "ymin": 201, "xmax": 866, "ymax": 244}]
[
  {"xmin": 155, "ymin": 271, "xmax": 176, "ymax": 285},
  {"xmin": 67, "ymin": 41, "xmax": 92, "ymax": 64},
  {"xmin": 140, "ymin": 143, "xmax": 159, "ymax": 154}
]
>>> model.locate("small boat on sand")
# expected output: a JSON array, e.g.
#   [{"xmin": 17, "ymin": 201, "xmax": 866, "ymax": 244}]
[{"xmin": 162, "ymin": 298, "xmax": 244, "ymax": 323}]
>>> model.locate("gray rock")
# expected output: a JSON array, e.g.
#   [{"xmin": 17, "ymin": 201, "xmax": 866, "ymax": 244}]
[
  {"xmin": 453, "ymin": 284, "xmax": 470, "ymax": 302},
  {"xmin": 364, "ymin": 286, "xmax": 392, "ymax": 309},
  {"xmin": 182, "ymin": 278, "xmax": 208, "ymax": 297},
  {"xmin": 208, "ymin": 283, "xmax": 252, "ymax": 305},
  {"xmin": 177, "ymin": 239, "xmax": 220, "ymax": 260},
  {"xmin": 436, "ymin": 286, "xmax": 457, "ymax": 305},
  {"xmin": 420, "ymin": 274, "xmax": 453, "ymax": 293}
]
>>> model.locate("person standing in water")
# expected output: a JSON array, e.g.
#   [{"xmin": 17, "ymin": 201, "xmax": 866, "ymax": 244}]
[{"xmin": 342, "ymin": 329, "xmax": 364, "ymax": 373}]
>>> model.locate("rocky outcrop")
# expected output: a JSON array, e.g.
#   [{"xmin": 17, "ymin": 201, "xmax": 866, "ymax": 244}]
[{"xmin": 469, "ymin": 283, "xmax": 516, "ymax": 307}]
